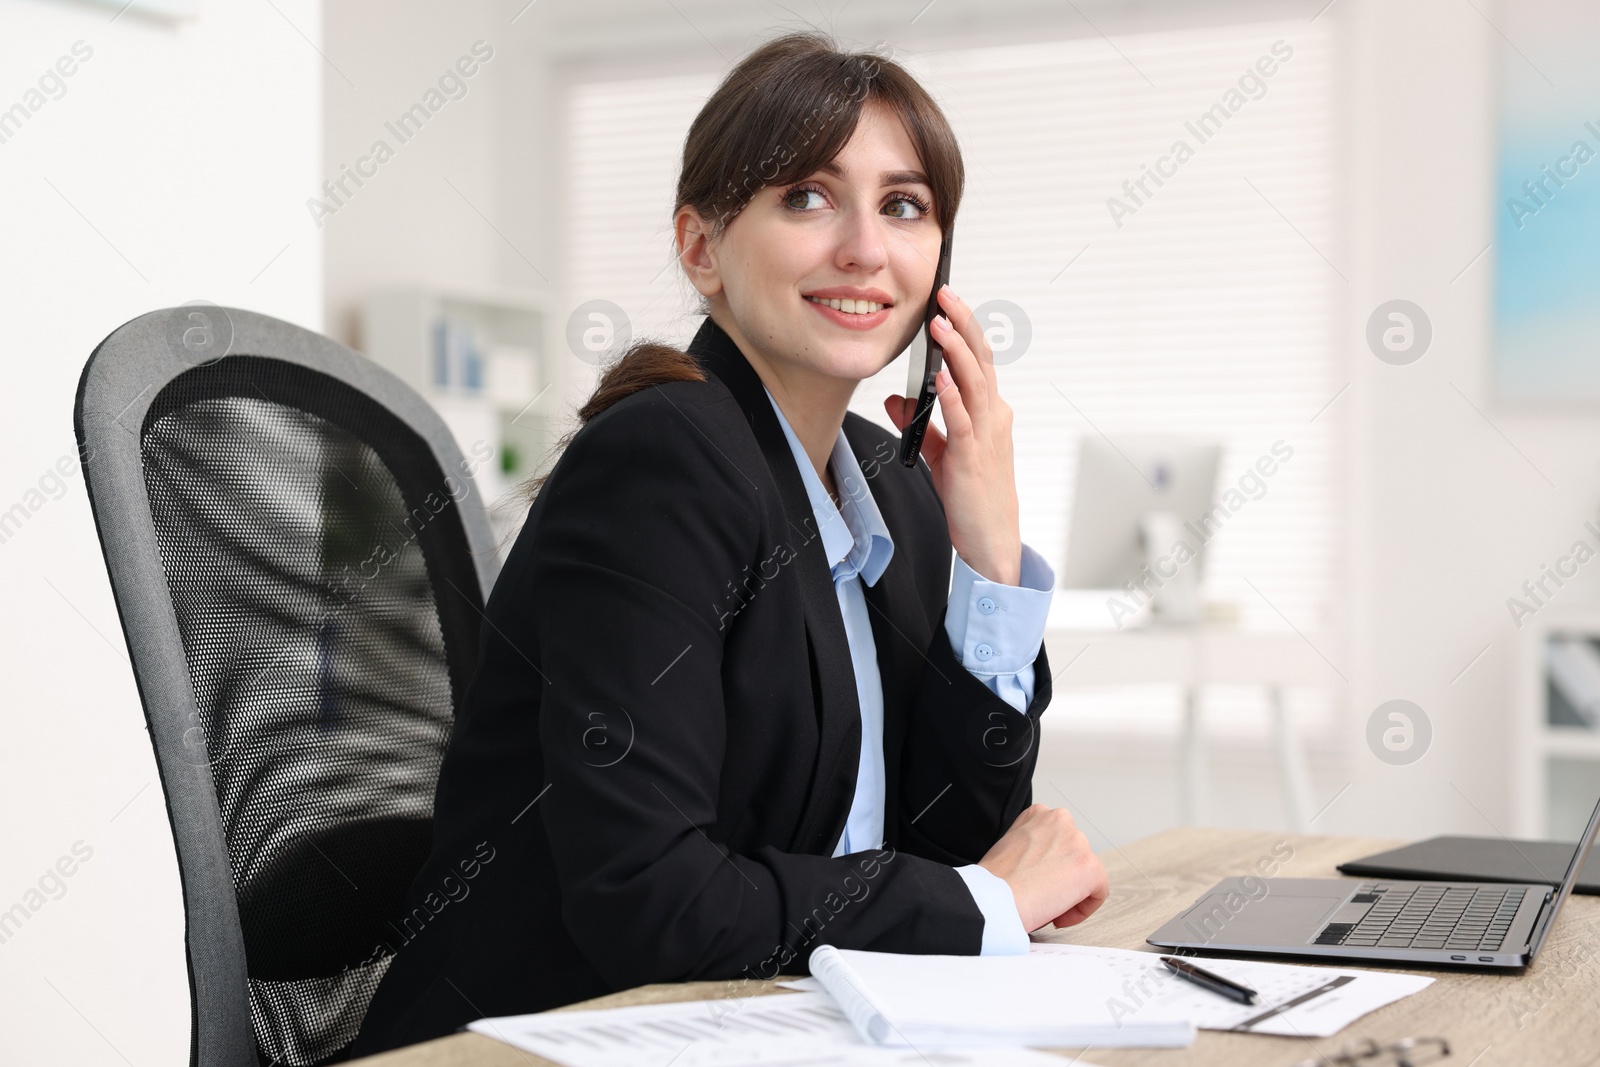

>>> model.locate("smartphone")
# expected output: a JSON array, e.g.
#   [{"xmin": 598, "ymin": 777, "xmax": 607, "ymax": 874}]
[{"xmin": 899, "ymin": 230, "xmax": 954, "ymax": 468}]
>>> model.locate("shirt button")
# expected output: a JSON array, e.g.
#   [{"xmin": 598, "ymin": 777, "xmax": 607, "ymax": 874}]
[
  {"xmin": 977, "ymin": 596, "xmax": 997, "ymax": 615},
  {"xmin": 975, "ymin": 642, "xmax": 995, "ymax": 660}
]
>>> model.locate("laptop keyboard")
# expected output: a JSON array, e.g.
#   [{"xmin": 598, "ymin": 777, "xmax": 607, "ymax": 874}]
[{"xmin": 1313, "ymin": 883, "xmax": 1526, "ymax": 951}]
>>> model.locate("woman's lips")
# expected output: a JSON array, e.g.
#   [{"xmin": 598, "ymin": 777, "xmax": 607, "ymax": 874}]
[{"xmin": 804, "ymin": 297, "xmax": 892, "ymax": 330}]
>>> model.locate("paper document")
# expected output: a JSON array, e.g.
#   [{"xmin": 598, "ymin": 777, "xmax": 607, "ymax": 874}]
[
  {"xmin": 468, "ymin": 991, "xmax": 1088, "ymax": 1067},
  {"xmin": 1028, "ymin": 942, "xmax": 1433, "ymax": 1037},
  {"xmin": 809, "ymin": 945, "xmax": 1196, "ymax": 1048}
]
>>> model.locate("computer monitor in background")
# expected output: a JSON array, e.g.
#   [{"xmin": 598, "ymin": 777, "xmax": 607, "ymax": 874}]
[{"xmin": 1062, "ymin": 437, "xmax": 1221, "ymax": 625}]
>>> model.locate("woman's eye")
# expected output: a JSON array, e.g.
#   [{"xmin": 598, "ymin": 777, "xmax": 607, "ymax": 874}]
[
  {"xmin": 785, "ymin": 187, "xmax": 826, "ymax": 210},
  {"xmin": 884, "ymin": 195, "xmax": 927, "ymax": 220}
]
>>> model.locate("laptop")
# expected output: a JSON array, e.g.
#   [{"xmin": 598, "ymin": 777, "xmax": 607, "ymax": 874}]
[{"xmin": 1148, "ymin": 792, "xmax": 1600, "ymax": 969}]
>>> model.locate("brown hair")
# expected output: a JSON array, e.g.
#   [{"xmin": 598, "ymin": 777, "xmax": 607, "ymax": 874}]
[{"xmin": 518, "ymin": 30, "xmax": 964, "ymax": 504}]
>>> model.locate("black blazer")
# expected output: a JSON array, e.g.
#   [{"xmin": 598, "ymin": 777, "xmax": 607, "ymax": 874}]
[{"xmin": 352, "ymin": 316, "xmax": 1052, "ymax": 1055}]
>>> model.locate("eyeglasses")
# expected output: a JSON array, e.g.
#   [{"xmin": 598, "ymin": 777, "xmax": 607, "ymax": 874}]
[{"xmin": 1289, "ymin": 1036, "xmax": 1450, "ymax": 1067}]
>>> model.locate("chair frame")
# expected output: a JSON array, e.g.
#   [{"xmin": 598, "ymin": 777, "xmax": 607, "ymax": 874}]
[{"xmin": 74, "ymin": 306, "xmax": 501, "ymax": 1067}]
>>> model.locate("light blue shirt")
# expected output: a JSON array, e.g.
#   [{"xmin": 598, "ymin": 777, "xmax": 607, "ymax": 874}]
[{"xmin": 765, "ymin": 391, "xmax": 1054, "ymax": 954}]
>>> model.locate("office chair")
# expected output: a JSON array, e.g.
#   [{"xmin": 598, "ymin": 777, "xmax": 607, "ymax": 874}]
[{"xmin": 74, "ymin": 306, "xmax": 501, "ymax": 1066}]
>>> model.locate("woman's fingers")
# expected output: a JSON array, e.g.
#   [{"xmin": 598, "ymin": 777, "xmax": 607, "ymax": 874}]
[
  {"xmin": 882, "ymin": 394, "xmax": 948, "ymax": 467},
  {"xmin": 884, "ymin": 393, "xmax": 913, "ymax": 430},
  {"xmin": 883, "ymin": 390, "xmax": 940, "ymax": 460},
  {"xmin": 931, "ymin": 315, "xmax": 986, "ymax": 428},
  {"xmin": 1049, "ymin": 879, "xmax": 1110, "ymax": 929},
  {"xmin": 937, "ymin": 286, "xmax": 999, "ymax": 396},
  {"xmin": 979, "ymin": 805, "xmax": 1111, "ymax": 933},
  {"xmin": 931, "ymin": 365, "xmax": 972, "ymax": 445}
]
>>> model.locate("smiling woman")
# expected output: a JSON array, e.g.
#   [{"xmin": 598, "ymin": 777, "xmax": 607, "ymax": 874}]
[{"xmin": 351, "ymin": 31, "xmax": 1106, "ymax": 1057}]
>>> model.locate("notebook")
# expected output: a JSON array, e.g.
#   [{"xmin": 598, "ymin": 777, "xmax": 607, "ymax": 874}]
[{"xmin": 808, "ymin": 945, "xmax": 1196, "ymax": 1049}]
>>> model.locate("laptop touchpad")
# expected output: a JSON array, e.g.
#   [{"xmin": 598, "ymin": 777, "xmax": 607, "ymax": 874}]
[{"xmin": 1176, "ymin": 894, "xmax": 1339, "ymax": 944}]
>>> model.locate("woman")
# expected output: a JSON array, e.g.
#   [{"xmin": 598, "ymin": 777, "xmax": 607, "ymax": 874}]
[{"xmin": 353, "ymin": 30, "xmax": 1108, "ymax": 1055}]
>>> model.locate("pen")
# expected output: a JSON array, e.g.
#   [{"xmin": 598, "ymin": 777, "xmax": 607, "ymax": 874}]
[{"xmin": 1159, "ymin": 955, "xmax": 1259, "ymax": 1005}]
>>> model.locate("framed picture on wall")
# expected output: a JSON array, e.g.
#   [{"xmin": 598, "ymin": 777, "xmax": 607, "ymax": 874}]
[{"xmin": 1493, "ymin": 1, "xmax": 1600, "ymax": 400}]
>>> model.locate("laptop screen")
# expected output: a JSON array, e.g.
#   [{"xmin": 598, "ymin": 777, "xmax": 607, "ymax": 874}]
[{"xmin": 1530, "ymin": 789, "xmax": 1600, "ymax": 957}]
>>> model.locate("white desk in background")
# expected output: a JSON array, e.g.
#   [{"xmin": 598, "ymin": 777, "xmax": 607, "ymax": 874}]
[{"xmin": 1042, "ymin": 622, "xmax": 1340, "ymax": 831}]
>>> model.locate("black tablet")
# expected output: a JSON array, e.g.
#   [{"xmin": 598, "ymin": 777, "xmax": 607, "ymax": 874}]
[{"xmin": 1338, "ymin": 835, "xmax": 1600, "ymax": 894}]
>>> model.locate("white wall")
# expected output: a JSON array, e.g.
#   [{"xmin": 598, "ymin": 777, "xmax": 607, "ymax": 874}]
[
  {"xmin": 320, "ymin": 0, "xmax": 514, "ymax": 346},
  {"xmin": 0, "ymin": 0, "xmax": 321, "ymax": 1063},
  {"xmin": 1337, "ymin": 0, "xmax": 1600, "ymax": 840}
]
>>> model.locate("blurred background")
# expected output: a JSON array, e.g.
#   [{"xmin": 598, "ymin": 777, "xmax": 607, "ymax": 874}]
[{"xmin": 5, "ymin": 0, "xmax": 1600, "ymax": 1061}]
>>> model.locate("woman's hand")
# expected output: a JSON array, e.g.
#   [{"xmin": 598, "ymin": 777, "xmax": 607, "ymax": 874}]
[
  {"xmin": 978, "ymin": 804, "xmax": 1110, "ymax": 933},
  {"xmin": 884, "ymin": 286, "xmax": 1022, "ymax": 586}
]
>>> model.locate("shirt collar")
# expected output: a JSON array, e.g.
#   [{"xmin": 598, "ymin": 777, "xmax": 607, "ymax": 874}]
[{"xmin": 763, "ymin": 389, "xmax": 894, "ymax": 587}]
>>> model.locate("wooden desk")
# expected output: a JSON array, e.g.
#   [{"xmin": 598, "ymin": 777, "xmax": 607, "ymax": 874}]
[{"xmin": 350, "ymin": 828, "xmax": 1600, "ymax": 1067}]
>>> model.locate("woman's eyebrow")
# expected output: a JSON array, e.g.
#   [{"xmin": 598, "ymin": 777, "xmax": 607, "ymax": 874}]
[
  {"xmin": 881, "ymin": 169, "xmax": 931, "ymax": 188},
  {"xmin": 814, "ymin": 160, "xmax": 931, "ymax": 187}
]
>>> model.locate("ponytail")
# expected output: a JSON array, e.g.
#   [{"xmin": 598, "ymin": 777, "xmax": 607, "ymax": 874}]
[{"xmin": 516, "ymin": 341, "xmax": 705, "ymax": 505}]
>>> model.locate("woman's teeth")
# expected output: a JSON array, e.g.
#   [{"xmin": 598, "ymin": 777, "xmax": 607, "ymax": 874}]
[{"xmin": 806, "ymin": 296, "xmax": 884, "ymax": 315}]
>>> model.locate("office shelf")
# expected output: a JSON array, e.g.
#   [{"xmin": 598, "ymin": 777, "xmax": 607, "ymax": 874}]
[
  {"xmin": 1512, "ymin": 606, "xmax": 1600, "ymax": 838},
  {"xmin": 359, "ymin": 283, "xmax": 550, "ymax": 548}
]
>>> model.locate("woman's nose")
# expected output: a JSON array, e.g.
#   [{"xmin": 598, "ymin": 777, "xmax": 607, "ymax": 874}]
[{"xmin": 833, "ymin": 208, "xmax": 888, "ymax": 273}]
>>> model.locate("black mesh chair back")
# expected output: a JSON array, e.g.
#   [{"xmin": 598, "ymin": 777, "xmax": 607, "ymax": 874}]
[{"xmin": 74, "ymin": 306, "xmax": 501, "ymax": 1066}]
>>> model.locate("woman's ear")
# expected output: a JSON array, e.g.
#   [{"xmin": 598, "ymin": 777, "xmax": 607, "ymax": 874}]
[{"xmin": 675, "ymin": 205, "xmax": 723, "ymax": 299}]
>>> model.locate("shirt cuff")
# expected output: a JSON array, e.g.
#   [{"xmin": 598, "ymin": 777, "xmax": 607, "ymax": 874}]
[
  {"xmin": 945, "ymin": 543, "xmax": 1055, "ymax": 678},
  {"xmin": 954, "ymin": 864, "xmax": 1030, "ymax": 955}
]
